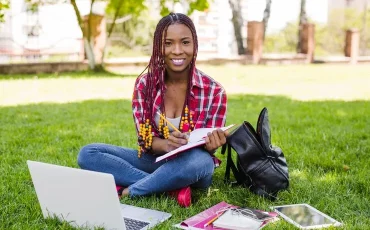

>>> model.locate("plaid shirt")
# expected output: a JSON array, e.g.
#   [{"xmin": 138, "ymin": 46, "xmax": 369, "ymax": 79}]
[{"xmin": 132, "ymin": 68, "xmax": 227, "ymax": 138}]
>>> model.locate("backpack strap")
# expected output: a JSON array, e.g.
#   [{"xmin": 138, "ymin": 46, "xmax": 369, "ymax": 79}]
[{"xmin": 222, "ymin": 144, "xmax": 243, "ymax": 184}]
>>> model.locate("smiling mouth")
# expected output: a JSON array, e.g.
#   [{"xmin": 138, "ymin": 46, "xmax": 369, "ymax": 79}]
[{"xmin": 172, "ymin": 59, "xmax": 185, "ymax": 66}]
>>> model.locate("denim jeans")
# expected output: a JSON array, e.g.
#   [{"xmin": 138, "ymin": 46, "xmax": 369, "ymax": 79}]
[{"xmin": 77, "ymin": 143, "xmax": 215, "ymax": 197}]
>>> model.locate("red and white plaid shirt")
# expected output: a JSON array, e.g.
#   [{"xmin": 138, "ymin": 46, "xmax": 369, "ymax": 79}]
[{"xmin": 132, "ymin": 67, "xmax": 227, "ymax": 139}]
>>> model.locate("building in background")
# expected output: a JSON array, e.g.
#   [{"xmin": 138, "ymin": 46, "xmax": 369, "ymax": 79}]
[
  {"xmin": 146, "ymin": 0, "xmax": 249, "ymax": 57},
  {"xmin": 0, "ymin": 0, "xmax": 105, "ymax": 63},
  {"xmin": 191, "ymin": 0, "xmax": 248, "ymax": 57},
  {"xmin": 1, "ymin": 0, "xmax": 338, "ymax": 62}
]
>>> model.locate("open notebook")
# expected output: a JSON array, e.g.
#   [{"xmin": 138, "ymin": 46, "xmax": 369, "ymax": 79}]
[
  {"xmin": 212, "ymin": 209, "xmax": 263, "ymax": 230},
  {"xmin": 155, "ymin": 124, "xmax": 235, "ymax": 163}
]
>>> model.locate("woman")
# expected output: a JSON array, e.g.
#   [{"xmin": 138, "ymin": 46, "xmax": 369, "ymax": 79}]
[{"xmin": 78, "ymin": 13, "xmax": 227, "ymax": 207}]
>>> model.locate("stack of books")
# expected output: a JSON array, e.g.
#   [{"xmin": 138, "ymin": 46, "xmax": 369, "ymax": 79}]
[{"xmin": 175, "ymin": 201, "xmax": 279, "ymax": 230}]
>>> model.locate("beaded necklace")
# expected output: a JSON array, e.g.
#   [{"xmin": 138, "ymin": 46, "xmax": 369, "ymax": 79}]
[
  {"xmin": 137, "ymin": 105, "xmax": 194, "ymax": 158},
  {"xmin": 137, "ymin": 119, "xmax": 153, "ymax": 158},
  {"xmin": 158, "ymin": 105, "xmax": 194, "ymax": 136}
]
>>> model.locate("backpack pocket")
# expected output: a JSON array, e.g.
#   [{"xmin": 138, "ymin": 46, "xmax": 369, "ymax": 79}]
[{"xmin": 251, "ymin": 159, "xmax": 288, "ymax": 193}]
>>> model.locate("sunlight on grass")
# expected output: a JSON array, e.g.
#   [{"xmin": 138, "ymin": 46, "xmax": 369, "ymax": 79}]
[
  {"xmin": 1, "ymin": 64, "xmax": 370, "ymax": 107},
  {"xmin": 1, "ymin": 65, "xmax": 370, "ymax": 229},
  {"xmin": 318, "ymin": 172, "xmax": 338, "ymax": 183},
  {"xmin": 1, "ymin": 96, "xmax": 370, "ymax": 229},
  {"xmin": 290, "ymin": 168, "xmax": 309, "ymax": 180}
]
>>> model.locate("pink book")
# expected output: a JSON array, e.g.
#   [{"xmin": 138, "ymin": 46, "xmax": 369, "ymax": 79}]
[{"xmin": 179, "ymin": 201, "xmax": 236, "ymax": 230}]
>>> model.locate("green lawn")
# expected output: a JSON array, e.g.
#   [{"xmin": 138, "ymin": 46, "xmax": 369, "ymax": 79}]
[
  {"xmin": 1, "ymin": 65, "xmax": 370, "ymax": 229},
  {"xmin": 1, "ymin": 64, "xmax": 370, "ymax": 106}
]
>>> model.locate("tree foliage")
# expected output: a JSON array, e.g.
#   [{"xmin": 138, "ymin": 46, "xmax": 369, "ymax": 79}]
[
  {"xmin": 0, "ymin": 0, "xmax": 10, "ymax": 22},
  {"xmin": 321, "ymin": 8, "xmax": 370, "ymax": 56},
  {"xmin": 264, "ymin": 22, "xmax": 298, "ymax": 53},
  {"xmin": 106, "ymin": 0, "xmax": 211, "ymax": 57},
  {"xmin": 4, "ymin": 0, "xmax": 210, "ymax": 69},
  {"xmin": 264, "ymin": 8, "xmax": 370, "ymax": 56},
  {"xmin": 106, "ymin": 0, "xmax": 145, "ymax": 17},
  {"xmin": 159, "ymin": 0, "xmax": 209, "ymax": 16}
]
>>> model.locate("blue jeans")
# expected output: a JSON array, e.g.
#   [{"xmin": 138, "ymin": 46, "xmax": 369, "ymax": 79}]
[{"xmin": 77, "ymin": 143, "xmax": 215, "ymax": 197}]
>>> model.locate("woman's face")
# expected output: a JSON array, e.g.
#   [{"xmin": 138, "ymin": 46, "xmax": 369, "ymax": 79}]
[{"xmin": 164, "ymin": 23, "xmax": 194, "ymax": 75}]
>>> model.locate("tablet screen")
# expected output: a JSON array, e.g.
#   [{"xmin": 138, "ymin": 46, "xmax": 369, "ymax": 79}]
[{"xmin": 274, "ymin": 204, "xmax": 340, "ymax": 228}]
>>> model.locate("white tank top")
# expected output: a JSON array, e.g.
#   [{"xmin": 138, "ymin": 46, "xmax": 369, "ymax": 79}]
[{"xmin": 154, "ymin": 113, "xmax": 181, "ymax": 132}]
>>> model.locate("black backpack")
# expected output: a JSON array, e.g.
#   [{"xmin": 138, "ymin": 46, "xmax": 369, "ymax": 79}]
[{"xmin": 221, "ymin": 107, "xmax": 289, "ymax": 200}]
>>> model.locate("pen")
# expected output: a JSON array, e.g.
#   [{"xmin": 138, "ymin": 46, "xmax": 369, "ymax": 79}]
[
  {"xmin": 203, "ymin": 215, "xmax": 220, "ymax": 228},
  {"xmin": 156, "ymin": 112, "xmax": 181, "ymax": 133}
]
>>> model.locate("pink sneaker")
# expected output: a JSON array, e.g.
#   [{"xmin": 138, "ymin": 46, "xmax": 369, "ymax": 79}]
[
  {"xmin": 116, "ymin": 185, "xmax": 124, "ymax": 198},
  {"xmin": 168, "ymin": 186, "xmax": 191, "ymax": 208}
]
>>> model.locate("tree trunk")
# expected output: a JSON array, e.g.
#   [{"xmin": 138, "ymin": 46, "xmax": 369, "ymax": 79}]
[
  {"xmin": 361, "ymin": 1, "xmax": 368, "ymax": 55},
  {"xmin": 228, "ymin": 0, "xmax": 245, "ymax": 55},
  {"xmin": 84, "ymin": 38, "xmax": 96, "ymax": 70},
  {"xmin": 297, "ymin": 0, "xmax": 308, "ymax": 53},
  {"xmin": 263, "ymin": 0, "xmax": 272, "ymax": 40},
  {"xmin": 70, "ymin": 0, "xmax": 97, "ymax": 70},
  {"xmin": 101, "ymin": 0, "xmax": 126, "ymax": 65}
]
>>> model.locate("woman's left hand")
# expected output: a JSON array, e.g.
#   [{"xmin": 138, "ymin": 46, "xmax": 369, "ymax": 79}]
[{"xmin": 204, "ymin": 129, "xmax": 227, "ymax": 153}]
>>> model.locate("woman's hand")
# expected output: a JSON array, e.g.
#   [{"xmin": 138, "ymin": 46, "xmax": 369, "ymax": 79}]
[
  {"xmin": 167, "ymin": 131, "xmax": 188, "ymax": 152},
  {"xmin": 204, "ymin": 129, "xmax": 227, "ymax": 153}
]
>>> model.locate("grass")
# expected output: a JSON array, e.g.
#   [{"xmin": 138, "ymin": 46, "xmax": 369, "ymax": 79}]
[
  {"xmin": 1, "ymin": 64, "xmax": 370, "ymax": 229},
  {"xmin": 1, "ymin": 64, "xmax": 370, "ymax": 107}
]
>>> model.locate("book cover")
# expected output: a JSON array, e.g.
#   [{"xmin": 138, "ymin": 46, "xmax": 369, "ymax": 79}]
[{"xmin": 176, "ymin": 201, "xmax": 236, "ymax": 230}]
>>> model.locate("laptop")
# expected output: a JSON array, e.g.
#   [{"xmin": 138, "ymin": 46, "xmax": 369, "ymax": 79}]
[{"xmin": 27, "ymin": 160, "xmax": 172, "ymax": 230}]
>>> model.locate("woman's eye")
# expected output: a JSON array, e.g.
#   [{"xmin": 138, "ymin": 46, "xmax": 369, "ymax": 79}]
[
  {"xmin": 183, "ymin": 41, "xmax": 190, "ymax": 45},
  {"xmin": 165, "ymin": 42, "xmax": 172, "ymax": 46}
]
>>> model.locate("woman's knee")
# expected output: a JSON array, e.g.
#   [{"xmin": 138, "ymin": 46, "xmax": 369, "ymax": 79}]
[
  {"xmin": 182, "ymin": 148, "xmax": 215, "ymax": 175},
  {"xmin": 77, "ymin": 143, "xmax": 98, "ymax": 169}
]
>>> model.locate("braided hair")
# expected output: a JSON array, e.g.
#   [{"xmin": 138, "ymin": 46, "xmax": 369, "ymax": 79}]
[{"xmin": 139, "ymin": 12, "xmax": 198, "ymax": 128}]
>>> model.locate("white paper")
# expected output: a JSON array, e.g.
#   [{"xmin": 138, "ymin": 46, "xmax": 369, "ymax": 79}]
[
  {"xmin": 213, "ymin": 209, "xmax": 262, "ymax": 230},
  {"xmin": 155, "ymin": 124, "xmax": 235, "ymax": 163}
]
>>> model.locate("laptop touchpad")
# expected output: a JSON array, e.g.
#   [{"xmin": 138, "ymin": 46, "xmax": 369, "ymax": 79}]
[{"xmin": 120, "ymin": 204, "xmax": 166, "ymax": 221}]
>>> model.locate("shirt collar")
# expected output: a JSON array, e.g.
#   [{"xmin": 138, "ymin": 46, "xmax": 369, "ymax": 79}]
[{"xmin": 191, "ymin": 67, "xmax": 203, "ymax": 89}]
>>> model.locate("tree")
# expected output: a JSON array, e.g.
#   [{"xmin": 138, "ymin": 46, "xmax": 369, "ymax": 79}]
[
  {"xmin": 228, "ymin": 0, "xmax": 245, "ymax": 55},
  {"xmin": 71, "ymin": 0, "xmax": 210, "ymax": 70},
  {"xmin": 262, "ymin": 0, "xmax": 272, "ymax": 40},
  {"xmin": 297, "ymin": 0, "xmax": 307, "ymax": 53},
  {"xmin": 70, "ymin": 0, "xmax": 99, "ymax": 70},
  {"xmin": 0, "ymin": 0, "xmax": 10, "ymax": 23},
  {"xmin": 24, "ymin": 0, "xmax": 210, "ymax": 70},
  {"xmin": 159, "ymin": 0, "xmax": 209, "ymax": 16},
  {"xmin": 361, "ymin": 1, "xmax": 368, "ymax": 55},
  {"xmin": 102, "ymin": 0, "xmax": 145, "ymax": 64}
]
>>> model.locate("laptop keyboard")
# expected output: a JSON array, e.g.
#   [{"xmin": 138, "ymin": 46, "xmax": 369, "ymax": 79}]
[{"xmin": 123, "ymin": 217, "xmax": 150, "ymax": 230}]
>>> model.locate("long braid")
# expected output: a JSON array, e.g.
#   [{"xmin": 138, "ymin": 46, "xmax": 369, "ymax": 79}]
[{"xmin": 138, "ymin": 12, "xmax": 198, "ymax": 131}]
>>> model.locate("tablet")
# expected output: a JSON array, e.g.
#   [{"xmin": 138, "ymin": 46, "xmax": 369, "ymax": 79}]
[{"xmin": 272, "ymin": 204, "xmax": 342, "ymax": 229}]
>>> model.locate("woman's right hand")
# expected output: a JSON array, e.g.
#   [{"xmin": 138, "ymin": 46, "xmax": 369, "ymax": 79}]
[{"xmin": 167, "ymin": 131, "xmax": 188, "ymax": 152}]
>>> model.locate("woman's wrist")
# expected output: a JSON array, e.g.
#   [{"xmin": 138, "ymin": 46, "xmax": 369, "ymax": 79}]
[
  {"xmin": 204, "ymin": 145, "xmax": 217, "ymax": 154},
  {"xmin": 150, "ymin": 137, "xmax": 168, "ymax": 155}
]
